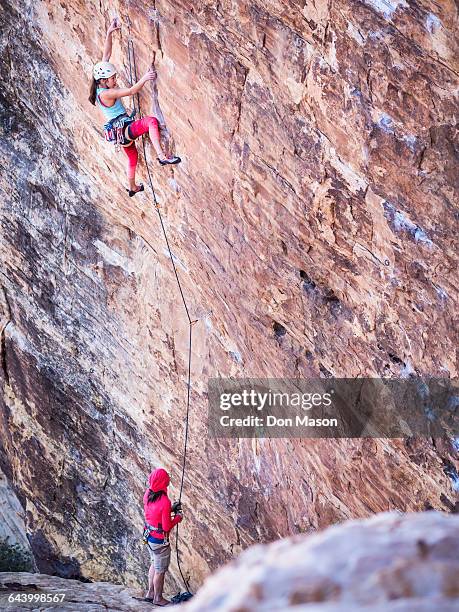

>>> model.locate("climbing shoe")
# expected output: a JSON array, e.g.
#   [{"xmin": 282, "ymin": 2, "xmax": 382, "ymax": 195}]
[
  {"xmin": 126, "ymin": 184, "xmax": 144, "ymax": 197},
  {"xmin": 158, "ymin": 156, "xmax": 181, "ymax": 166}
]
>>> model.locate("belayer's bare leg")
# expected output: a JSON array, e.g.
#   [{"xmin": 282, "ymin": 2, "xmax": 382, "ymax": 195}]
[
  {"xmin": 145, "ymin": 564, "xmax": 155, "ymax": 599},
  {"xmin": 153, "ymin": 571, "xmax": 169, "ymax": 605}
]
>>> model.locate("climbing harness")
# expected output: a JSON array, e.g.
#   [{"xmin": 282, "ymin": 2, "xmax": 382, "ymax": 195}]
[
  {"xmin": 142, "ymin": 499, "xmax": 183, "ymax": 545},
  {"xmin": 143, "ymin": 523, "xmax": 171, "ymax": 551},
  {"xmin": 126, "ymin": 22, "xmax": 193, "ymax": 598},
  {"xmin": 142, "ymin": 523, "xmax": 168, "ymax": 544},
  {"xmin": 102, "ymin": 111, "xmax": 136, "ymax": 147}
]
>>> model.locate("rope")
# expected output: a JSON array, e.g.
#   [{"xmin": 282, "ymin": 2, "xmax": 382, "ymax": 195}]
[{"xmin": 126, "ymin": 20, "xmax": 192, "ymax": 594}]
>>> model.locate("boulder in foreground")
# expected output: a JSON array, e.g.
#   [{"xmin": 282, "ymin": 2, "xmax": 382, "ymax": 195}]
[{"xmin": 182, "ymin": 511, "xmax": 459, "ymax": 611}]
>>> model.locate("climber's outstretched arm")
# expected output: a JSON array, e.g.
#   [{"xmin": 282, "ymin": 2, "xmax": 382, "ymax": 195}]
[
  {"xmin": 102, "ymin": 18, "xmax": 120, "ymax": 62},
  {"xmin": 102, "ymin": 69, "xmax": 157, "ymax": 101}
]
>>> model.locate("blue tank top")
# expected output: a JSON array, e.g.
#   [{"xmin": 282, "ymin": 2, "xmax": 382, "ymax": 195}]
[{"xmin": 96, "ymin": 87, "xmax": 127, "ymax": 123}]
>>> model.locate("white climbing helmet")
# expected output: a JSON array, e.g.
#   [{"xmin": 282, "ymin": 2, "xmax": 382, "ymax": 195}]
[{"xmin": 93, "ymin": 61, "xmax": 117, "ymax": 80}]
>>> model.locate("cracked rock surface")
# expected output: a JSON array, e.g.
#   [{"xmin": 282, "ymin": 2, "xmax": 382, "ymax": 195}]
[{"xmin": 1, "ymin": 0, "xmax": 458, "ymax": 592}]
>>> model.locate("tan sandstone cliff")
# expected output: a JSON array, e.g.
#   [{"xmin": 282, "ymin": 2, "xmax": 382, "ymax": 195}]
[{"xmin": 1, "ymin": 0, "xmax": 458, "ymax": 593}]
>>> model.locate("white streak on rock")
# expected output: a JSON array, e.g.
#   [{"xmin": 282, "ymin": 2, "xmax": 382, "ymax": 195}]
[
  {"xmin": 364, "ymin": 0, "xmax": 408, "ymax": 19},
  {"xmin": 93, "ymin": 240, "xmax": 135, "ymax": 274},
  {"xmin": 347, "ymin": 23, "xmax": 365, "ymax": 45},
  {"xmin": 163, "ymin": 248, "xmax": 188, "ymax": 272},
  {"xmin": 328, "ymin": 148, "xmax": 368, "ymax": 194},
  {"xmin": 426, "ymin": 13, "xmax": 441, "ymax": 34},
  {"xmin": 378, "ymin": 113, "xmax": 395, "ymax": 134},
  {"xmin": 284, "ymin": 77, "xmax": 306, "ymax": 104}
]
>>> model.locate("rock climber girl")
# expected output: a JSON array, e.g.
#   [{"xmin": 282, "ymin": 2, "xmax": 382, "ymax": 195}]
[
  {"xmin": 89, "ymin": 18, "xmax": 180, "ymax": 197},
  {"xmin": 143, "ymin": 468, "xmax": 183, "ymax": 606}
]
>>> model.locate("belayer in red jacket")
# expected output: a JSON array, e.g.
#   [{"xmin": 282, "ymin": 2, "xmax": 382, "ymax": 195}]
[{"xmin": 143, "ymin": 468, "xmax": 183, "ymax": 605}]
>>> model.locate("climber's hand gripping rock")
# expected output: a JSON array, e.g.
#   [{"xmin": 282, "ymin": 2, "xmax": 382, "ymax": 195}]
[{"xmin": 107, "ymin": 17, "xmax": 121, "ymax": 35}]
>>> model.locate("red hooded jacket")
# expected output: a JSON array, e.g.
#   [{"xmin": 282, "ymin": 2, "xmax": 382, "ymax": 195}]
[{"xmin": 143, "ymin": 468, "xmax": 182, "ymax": 541}]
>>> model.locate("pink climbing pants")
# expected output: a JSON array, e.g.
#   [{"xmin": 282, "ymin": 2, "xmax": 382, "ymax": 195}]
[{"xmin": 122, "ymin": 116, "xmax": 160, "ymax": 179}]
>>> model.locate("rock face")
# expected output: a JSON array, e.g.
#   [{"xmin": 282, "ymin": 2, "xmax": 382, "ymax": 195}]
[
  {"xmin": 0, "ymin": 0, "xmax": 458, "ymax": 593},
  {"xmin": 182, "ymin": 511, "xmax": 459, "ymax": 611}
]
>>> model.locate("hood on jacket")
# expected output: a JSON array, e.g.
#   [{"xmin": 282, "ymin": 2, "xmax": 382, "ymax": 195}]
[{"xmin": 148, "ymin": 468, "xmax": 170, "ymax": 492}]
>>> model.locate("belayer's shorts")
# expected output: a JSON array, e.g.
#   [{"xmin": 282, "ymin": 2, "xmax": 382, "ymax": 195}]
[{"xmin": 148, "ymin": 541, "xmax": 171, "ymax": 573}]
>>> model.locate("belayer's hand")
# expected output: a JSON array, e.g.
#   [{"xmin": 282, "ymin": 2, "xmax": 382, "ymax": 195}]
[
  {"xmin": 171, "ymin": 501, "xmax": 182, "ymax": 514},
  {"xmin": 142, "ymin": 69, "xmax": 157, "ymax": 83}
]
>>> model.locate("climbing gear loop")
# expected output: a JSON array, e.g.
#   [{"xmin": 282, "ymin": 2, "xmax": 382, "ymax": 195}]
[{"xmin": 103, "ymin": 110, "xmax": 136, "ymax": 147}]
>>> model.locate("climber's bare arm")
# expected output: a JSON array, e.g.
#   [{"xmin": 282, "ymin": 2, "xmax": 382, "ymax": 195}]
[
  {"xmin": 102, "ymin": 18, "xmax": 120, "ymax": 62},
  {"xmin": 101, "ymin": 70, "xmax": 157, "ymax": 101}
]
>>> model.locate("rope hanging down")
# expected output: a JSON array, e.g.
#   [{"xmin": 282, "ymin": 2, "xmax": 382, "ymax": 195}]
[{"xmin": 126, "ymin": 30, "xmax": 193, "ymax": 594}]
